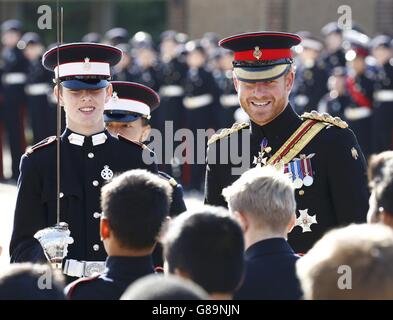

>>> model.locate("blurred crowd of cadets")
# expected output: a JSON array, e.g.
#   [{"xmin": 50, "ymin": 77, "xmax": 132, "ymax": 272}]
[{"xmin": 1, "ymin": 20, "xmax": 393, "ymax": 190}]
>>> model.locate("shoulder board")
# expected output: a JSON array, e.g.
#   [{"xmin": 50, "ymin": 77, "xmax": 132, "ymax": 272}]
[
  {"xmin": 301, "ymin": 110, "xmax": 348, "ymax": 129},
  {"xmin": 26, "ymin": 136, "xmax": 57, "ymax": 155},
  {"xmin": 207, "ymin": 122, "xmax": 249, "ymax": 145},
  {"xmin": 118, "ymin": 134, "xmax": 147, "ymax": 149},
  {"xmin": 158, "ymin": 171, "xmax": 178, "ymax": 187},
  {"xmin": 66, "ymin": 274, "xmax": 100, "ymax": 299}
]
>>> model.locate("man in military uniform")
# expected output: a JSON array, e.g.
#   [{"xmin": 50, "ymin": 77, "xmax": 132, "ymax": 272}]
[
  {"xmin": 20, "ymin": 32, "xmax": 56, "ymax": 144},
  {"xmin": 10, "ymin": 43, "xmax": 158, "ymax": 279},
  {"xmin": 1, "ymin": 20, "xmax": 29, "ymax": 180},
  {"xmin": 157, "ymin": 30, "xmax": 188, "ymax": 178},
  {"xmin": 371, "ymin": 35, "xmax": 393, "ymax": 153},
  {"xmin": 320, "ymin": 22, "xmax": 346, "ymax": 75},
  {"xmin": 183, "ymin": 40, "xmax": 220, "ymax": 191},
  {"xmin": 343, "ymin": 32, "xmax": 375, "ymax": 159},
  {"xmin": 290, "ymin": 32, "xmax": 328, "ymax": 114},
  {"xmin": 205, "ymin": 32, "xmax": 369, "ymax": 253}
]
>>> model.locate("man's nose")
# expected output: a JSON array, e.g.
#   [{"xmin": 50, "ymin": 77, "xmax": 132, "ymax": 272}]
[{"xmin": 254, "ymin": 82, "xmax": 267, "ymax": 97}]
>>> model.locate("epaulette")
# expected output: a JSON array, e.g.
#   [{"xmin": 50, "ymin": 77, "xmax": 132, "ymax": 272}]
[
  {"xmin": 118, "ymin": 134, "xmax": 148, "ymax": 149},
  {"xmin": 158, "ymin": 171, "xmax": 178, "ymax": 187},
  {"xmin": 26, "ymin": 136, "xmax": 57, "ymax": 155},
  {"xmin": 207, "ymin": 122, "xmax": 249, "ymax": 145},
  {"xmin": 66, "ymin": 274, "xmax": 100, "ymax": 299},
  {"xmin": 301, "ymin": 110, "xmax": 348, "ymax": 129}
]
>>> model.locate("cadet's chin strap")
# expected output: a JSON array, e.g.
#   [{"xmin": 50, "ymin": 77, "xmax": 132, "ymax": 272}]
[{"xmin": 55, "ymin": 0, "xmax": 64, "ymax": 224}]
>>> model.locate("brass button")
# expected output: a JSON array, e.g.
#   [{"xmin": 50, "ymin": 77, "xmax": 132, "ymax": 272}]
[
  {"xmin": 299, "ymin": 190, "xmax": 305, "ymax": 196},
  {"xmin": 88, "ymin": 152, "xmax": 94, "ymax": 159},
  {"xmin": 93, "ymin": 244, "xmax": 100, "ymax": 251},
  {"xmin": 59, "ymin": 192, "xmax": 64, "ymax": 198},
  {"xmin": 92, "ymin": 180, "xmax": 99, "ymax": 187}
]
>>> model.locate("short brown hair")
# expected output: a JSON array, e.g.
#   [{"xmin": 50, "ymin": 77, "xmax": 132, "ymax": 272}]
[{"xmin": 296, "ymin": 223, "xmax": 393, "ymax": 299}]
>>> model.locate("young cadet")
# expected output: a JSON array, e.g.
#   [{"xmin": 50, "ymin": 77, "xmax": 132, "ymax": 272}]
[{"xmin": 10, "ymin": 43, "xmax": 158, "ymax": 279}]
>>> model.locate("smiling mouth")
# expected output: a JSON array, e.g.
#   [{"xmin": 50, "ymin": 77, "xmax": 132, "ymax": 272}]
[
  {"xmin": 250, "ymin": 101, "xmax": 271, "ymax": 108},
  {"xmin": 79, "ymin": 106, "xmax": 95, "ymax": 113}
]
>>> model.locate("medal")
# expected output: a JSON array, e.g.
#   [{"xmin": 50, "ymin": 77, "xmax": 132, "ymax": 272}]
[
  {"xmin": 292, "ymin": 160, "xmax": 303, "ymax": 189},
  {"xmin": 294, "ymin": 154, "xmax": 315, "ymax": 187},
  {"xmin": 295, "ymin": 209, "xmax": 317, "ymax": 233},
  {"xmin": 253, "ymin": 138, "xmax": 271, "ymax": 168},
  {"xmin": 101, "ymin": 165, "xmax": 113, "ymax": 180}
]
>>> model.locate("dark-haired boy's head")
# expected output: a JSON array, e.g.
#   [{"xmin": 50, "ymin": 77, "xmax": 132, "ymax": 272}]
[
  {"xmin": 121, "ymin": 274, "xmax": 208, "ymax": 300},
  {"xmin": 0, "ymin": 263, "xmax": 65, "ymax": 300},
  {"xmin": 100, "ymin": 169, "xmax": 171, "ymax": 254},
  {"xmin": 162, "ymin": 206, "xmax": 244, "ymax": 298}
]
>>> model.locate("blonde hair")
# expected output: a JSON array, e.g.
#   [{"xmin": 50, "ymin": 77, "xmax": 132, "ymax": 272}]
[{"xmin": 222, "ymin": 165, "xmax": 295, "ymax": 233}]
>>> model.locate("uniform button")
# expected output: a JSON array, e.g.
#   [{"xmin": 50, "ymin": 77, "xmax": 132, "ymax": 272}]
[
  {"xmin": 88, "ymin": 152, "xmax": 94, "ymax": 159},
  {"xmin": 299, "ymin": 190, "xmax": 305, "ymax": 196},
  {"xmin": 59, "ymin": 192, "xmax": 64, "ymax": 198},
  {"xmin": 92, "ymin": 180, "xmax": 99, "ymax": 187},
  {"xmin": 93, "ymin": 244, "xmax": 100, "ymax": 251},
  {"xmin": 93, "ymin": 212, "xmax": 101, "ymax": 219}
]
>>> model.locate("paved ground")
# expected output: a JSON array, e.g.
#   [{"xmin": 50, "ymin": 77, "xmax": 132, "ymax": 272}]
[
  {"xmin": 0, "ymin": 182, "xmax": 17, "ymax": 270},
  {"xmin": 0, "ymin": 182, "xmax": 203, "ymax": 271}
]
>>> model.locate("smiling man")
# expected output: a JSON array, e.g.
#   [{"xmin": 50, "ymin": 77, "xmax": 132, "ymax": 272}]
[
  {"xmin": 205, "ymin": 32, "xmax": 369, "ymax": 253},
  {"xmin": 10, "ymin": 43, "xmax": 157, "ymax": 279}
]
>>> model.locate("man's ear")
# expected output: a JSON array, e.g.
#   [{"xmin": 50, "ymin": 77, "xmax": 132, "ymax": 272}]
[
  {"xmin": 287, "ymin": 212, "xmax": 296, "ymax": 233},
  {"xmin": 105, "ymin": 83, "xmax": 113, "ymax": 103},
  {"xmin": 100, "ymin": 216, "xmax": 111, "ymax": 241},
  {"xmin": 233, "ymin": 73, "xmax": 239, "ymax": 92},
  {"xmin": 285, "ymin": 69, "xmax": 295, "ymax": 93},
  {"xmin": 141, "ymin": 124, "xmax": 151, "ymax": 142}
]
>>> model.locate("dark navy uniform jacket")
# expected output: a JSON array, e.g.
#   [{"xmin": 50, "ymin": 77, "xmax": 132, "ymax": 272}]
[
  {"xmin": 234, "ymin": 238, "xmax": 302, "ymax": 300},
  {"xmin": 66, "ymin": 256, "xmax": 154, "ymax": 300},
  {"xmin": 205, "ymin": 105, "xmax": 369, "ymax": 253},
  {"xmin": 373, "ymin": 60, "xmax": 393, "ymax": 152},
  {"xmin": 158, "ymin": 170, "xmax": 187, "ymax": 217},
  {"xmin": 10, "ymin": 129, "xmax": 157, "ymax": 263}
]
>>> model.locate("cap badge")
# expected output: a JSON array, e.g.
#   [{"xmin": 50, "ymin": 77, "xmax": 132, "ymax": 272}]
[
  {"xmin": 253, "ymin": 46, "xmax": 262, "ymax": 60},
  {"xmin": 112, "ymin": 91, "xmax": 119, "ymax": 102},
  {"xmin": 83, "ymin": 57, "xmax": 91, "ymax": 70}
]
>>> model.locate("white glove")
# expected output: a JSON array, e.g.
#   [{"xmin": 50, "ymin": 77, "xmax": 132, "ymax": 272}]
[{"xmin": 34, "ymin": 222, "xmax": 74, "ymax": 264}]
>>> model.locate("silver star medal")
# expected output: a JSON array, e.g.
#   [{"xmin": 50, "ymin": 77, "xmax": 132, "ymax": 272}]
[
  {"xmin": 253, "ymin": 151, "xmax": 268, "ymax": 168},
  {"xmin": 101, "ymin": 165, "xmax": 113, "ymax": 181},
  {"xmin": 295, "ymin": 209, "xmax": 317, "ymax": 233},
  {"xmin": 253, "ymin": 138, "xmax": 271, "ymax": 168}
]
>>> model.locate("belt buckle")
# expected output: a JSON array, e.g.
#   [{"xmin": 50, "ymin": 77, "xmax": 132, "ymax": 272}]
[{"xmin": 83, "ymin": 261, "xmax": 105, "ymax": 277}]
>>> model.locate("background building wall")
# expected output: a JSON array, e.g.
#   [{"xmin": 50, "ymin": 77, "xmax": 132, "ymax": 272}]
[
  {"xmin": 187, "ymin": 0, "xmax": 269, "ymax": 38},
  {"xmin": 186, "ymin": 0, "xmax": 388, "ymax": 39},
  {"xmin": 288, "ymin": 0, "xmax": 377, "ymax": 36}
]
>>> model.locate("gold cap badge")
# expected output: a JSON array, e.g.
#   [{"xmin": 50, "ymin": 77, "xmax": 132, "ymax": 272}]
[{"xmin": 253, "ymin": 46, "xmax": 262, "ymax": 60}]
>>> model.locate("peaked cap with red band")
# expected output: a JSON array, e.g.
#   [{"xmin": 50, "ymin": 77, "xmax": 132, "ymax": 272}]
[
  {"xmin": 219, "ymin": 31, "xmax": 301, "ymax": 82},
  {"xmin": 42, "ymin": 42, "xmax": 122, "ymax": 90}
]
